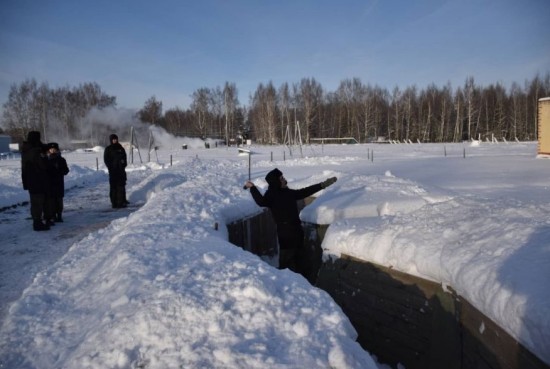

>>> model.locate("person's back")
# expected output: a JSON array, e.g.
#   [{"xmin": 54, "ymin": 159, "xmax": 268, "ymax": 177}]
[
  {"xmin": 261, "ymin": 187, "xmax": 301, "ymax": 225},
  {"xmin": 21, "ymin": 135, "xmax": 47, "ymax": 193},
  {"xmin": 21, "ymin": 131, "xmax": 50, "ymax": 231}
]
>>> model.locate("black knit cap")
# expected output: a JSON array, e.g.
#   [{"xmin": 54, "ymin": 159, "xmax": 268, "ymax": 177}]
[
  {"xmin": 27, "ymin": 131, "xmax": 41, "ymax": 145},
  {"xmin": 47, "ymin": 142, "xmax": 59, "ymax": 150},
  {"xmin": 109, "ymin": 134, "xmax": 118, "ymax": 141},
  {"xmin": 265, "ymin": 168, "xmax": 283, "ymax": 188}
]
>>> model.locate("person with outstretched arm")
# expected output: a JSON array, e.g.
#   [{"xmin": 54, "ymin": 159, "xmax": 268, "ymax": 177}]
[{"xmin": 244, "ymin": 168, "xmax": 337, "ymax": 275}]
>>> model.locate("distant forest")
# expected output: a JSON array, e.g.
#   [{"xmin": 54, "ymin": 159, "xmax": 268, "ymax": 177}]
[{"xmin": 1, "ymin": 74, "xmax": 549, "ymax": 146}]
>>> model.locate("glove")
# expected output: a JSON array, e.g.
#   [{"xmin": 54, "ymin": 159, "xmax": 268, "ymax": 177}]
[{"xmin": 321, "ymin": 177, "xmax": 337, "ymax": 189}]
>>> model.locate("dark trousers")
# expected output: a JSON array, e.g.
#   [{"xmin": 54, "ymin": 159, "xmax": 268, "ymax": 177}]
[
  {"xmin": 109, "ymin": 181, "xmax": 126, "ymax": 207},
  {"xmin": 45, "ymin": 196, "xmax": 63, "ymax": 220},
  {"xmin": 279, "ymin": 249, "xmax": 299, "ymax": 272},
  {"xmin": 277, "ymin": 223, "xmax": 305, "ymax": 274},
  {"xmin": 29, "ymin": 193, "xmax": 46, "ymax": 221}
]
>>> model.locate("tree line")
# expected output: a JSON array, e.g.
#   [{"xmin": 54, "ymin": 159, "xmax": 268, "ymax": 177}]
[
  {"xmin": 246, "ymin": 74, "xmax": 550, "ymax": 144},
  {"xmin": 2, "ymin": 74, "xmax": 549, "ymax": 146},
  {"xmin": 1, "ymin": 79, "xmax": 116, "ymax": 144}
]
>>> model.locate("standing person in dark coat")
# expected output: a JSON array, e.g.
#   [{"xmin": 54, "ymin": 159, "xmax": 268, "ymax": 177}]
[
  {"xmin": 45, "ymin": 142, "xmax": 69, "ymax": 224},
  {"xmin": 103, "ymin": 134, "xmax": 128, "ymax": 208},
  {"xmin": 244, "ymin": 168, "xmax": 337, "ymax": 274},
  {"xmin": 21, "ymin": 131, "xmax": 50, "ymax": 231}
]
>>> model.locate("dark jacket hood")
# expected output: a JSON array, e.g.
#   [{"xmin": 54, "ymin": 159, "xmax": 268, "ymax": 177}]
[{"xmin": 265, "ymin": 168, "xmax": 283, "ymax": 188}]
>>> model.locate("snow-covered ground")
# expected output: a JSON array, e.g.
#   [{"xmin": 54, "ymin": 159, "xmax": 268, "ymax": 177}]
[{"xmin": 0, "ymin": 137, "xmax": 549, "ymax": 368}]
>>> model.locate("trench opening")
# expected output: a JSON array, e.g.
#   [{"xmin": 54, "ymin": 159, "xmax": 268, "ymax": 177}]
[
  {"xmin": 226, "ymin": 209, "xmax": 548, "ymax": 369},
  {"xmin": 226, "ymin": 198, "xmax": 323, "ymax": 284}
]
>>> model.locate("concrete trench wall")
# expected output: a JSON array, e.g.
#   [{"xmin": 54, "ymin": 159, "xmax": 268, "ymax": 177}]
[
  {"xmin": 227, "ymin": 213, "xmax": 549, "ymax": 369},
  {"xmin": 226, "ymin": 209, "xmax": 278, "ymax": 258},
  {"xmin": 315, "ymin": 254, "xmax": 548, "ymax": 369}
]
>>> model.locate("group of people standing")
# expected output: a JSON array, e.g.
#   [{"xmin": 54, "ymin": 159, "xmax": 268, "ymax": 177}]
[
  {"xmin": 21, "ymin": 131, "xmax": 333, "ymax": 280},
  {"xmin": 21, "ymin": 131, "xmax": 69, "ymax": 231},
  {"xmin": 21, "ymin": 132, "xmax": 128, "ymax": 231}
]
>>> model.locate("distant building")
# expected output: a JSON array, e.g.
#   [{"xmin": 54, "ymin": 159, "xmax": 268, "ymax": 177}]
[
  {"xmin": 371, "ymin": 136, "xmax": 390, "ymax": 144},
  {"xmin": 0, "ymin": 135, "xmax": 11, "ymax": 153},
  {"xmin": 69, "ymin": 140, "xmax": 92, "ymax": 150},
  {"xmin": 538, "ymin": 97, "xmax": 550, "ymax": 156},
  {"xmin": 309, "ymin": 137, "xmax": 359, "ymax": 145}
]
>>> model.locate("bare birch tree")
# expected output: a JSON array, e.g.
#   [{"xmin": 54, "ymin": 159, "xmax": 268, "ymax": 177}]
[
  {"xmin": 223, "ymin": 82, "xmax": 239, "ymax": 145},
  {"xmin": 191, "ymin": 88, "xmax": 211, "ymax": 138},
  {"xmin": 390, "ymin": 86, "xmax": 402, "ymax": 141},
  {"xmin": 139, "ymin": 96, "xmax": 163, "ymax": 125},
  {"xmin": 250, "ymin": 82, "xmax": 278, "ymax": 144},
  {"xmin": 295, "ymin": 78, "xmax": 323, "ymax": 142},
  {"xmin": 464, "ymin": 76, "xmax": 478, "ymax": 140},
  {"xmin": 278, "ymin": 83, "xmax": 292, "ymax": 143}
]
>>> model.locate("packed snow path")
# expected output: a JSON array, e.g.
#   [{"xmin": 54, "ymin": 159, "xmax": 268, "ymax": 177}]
[{"xmin": 0, "ymin": 169, "xmax": 145, "ymax": 323}]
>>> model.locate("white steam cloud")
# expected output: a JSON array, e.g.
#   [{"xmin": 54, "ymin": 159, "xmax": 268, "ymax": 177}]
[{"xmin": 77, "ymin": 107, "xmax": 217, "ymax": 150}]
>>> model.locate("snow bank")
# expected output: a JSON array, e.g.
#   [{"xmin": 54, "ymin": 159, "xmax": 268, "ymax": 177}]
[
  {"xmin": 0, "ymin": 155, "xmax": 377, "ymax": 369},
  {"xmin": 317, "ymin": 183, "xmax": 550, "ymax": 364},
  {"xmin": 1, "ymin": 142, "xmax": 549, "ymax": 367}
]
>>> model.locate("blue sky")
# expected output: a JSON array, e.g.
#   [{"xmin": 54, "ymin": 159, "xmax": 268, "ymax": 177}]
[{"xmin": 1, "ymin": 0, "xmax": 549, "ymax": 111}]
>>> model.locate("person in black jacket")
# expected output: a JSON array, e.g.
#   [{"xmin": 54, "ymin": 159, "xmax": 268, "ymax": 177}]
[
  {"xmin": 45, "ymin": 142, "xmax": 70, "ymax": 224},
  {"xmin": 244, "ymin": 168, "xmax": 337, "ymax": 274},
  {"xmin": 21, "ymin": 131, "xmax": 50, "ymax": 231},
  {"xmin": 103, "ymin": 134, "xmax": 128, "ymax": 208}
]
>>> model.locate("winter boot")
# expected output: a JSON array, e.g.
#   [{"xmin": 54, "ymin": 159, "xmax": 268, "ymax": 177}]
[
  {"xmin": 33, "ymin": 220, "xmax": 50, "ymax": 231},
  {"xmin": 56, "ymin": 213, "xmax": 63, "ymax": 222},
  {"xmin": 45, "ymin": 219, "xmax": 56, "ymax": 227}
]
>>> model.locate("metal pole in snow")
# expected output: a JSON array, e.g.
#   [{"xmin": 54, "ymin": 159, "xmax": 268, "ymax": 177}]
[{"xmin": 239, "ymin": 149, "xmax": 252, "ymax": 190}]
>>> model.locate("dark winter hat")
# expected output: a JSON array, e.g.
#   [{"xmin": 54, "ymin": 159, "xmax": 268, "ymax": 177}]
[
  {"xmin": 109, "ymin": 134, "xmax": 118, "ymax": 141},
  {"xmin": 265, "ymin": 168, "xmax": 283, "ymax": 188},
  {"xmin": 27, "ymin": 131, "xmax": 41, "ymax": 145},
  {"xmin": 47, "ymin": 142, "xmax": 59, "ymax": 150}
]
